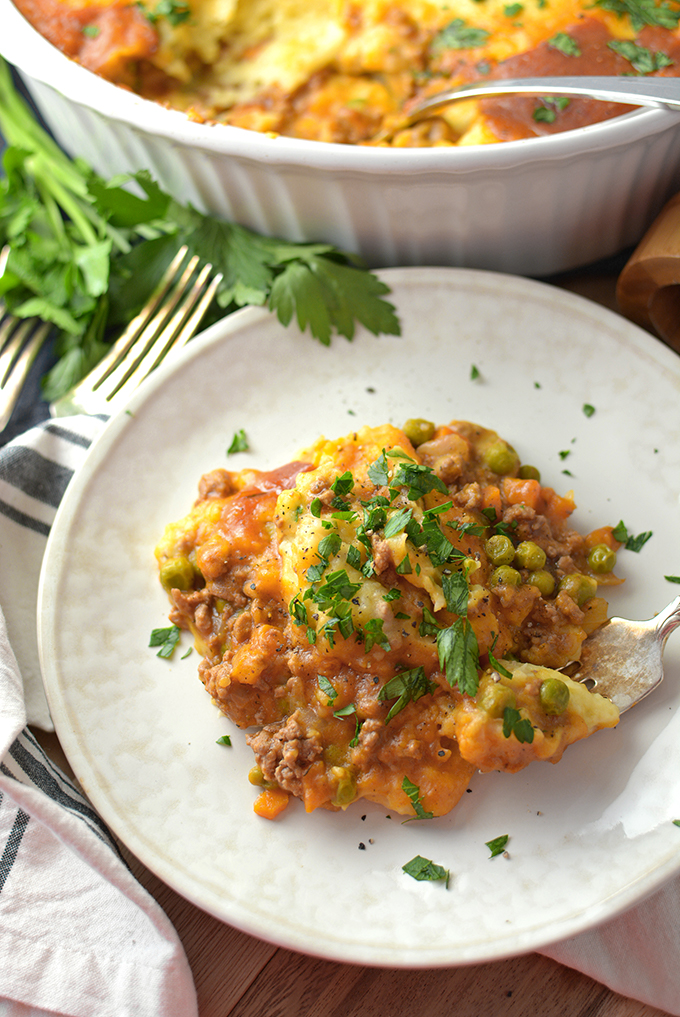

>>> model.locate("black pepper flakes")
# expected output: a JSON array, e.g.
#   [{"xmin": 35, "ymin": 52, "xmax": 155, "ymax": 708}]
[{"xmin": 358, "ymin": 842, "xmax": 366, "ymax": 850}]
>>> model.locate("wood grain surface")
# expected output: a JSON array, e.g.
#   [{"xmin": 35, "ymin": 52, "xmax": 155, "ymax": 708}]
[{"xmin": 33, "ymin": 261, "xmax": 676, "ymax": 1017}]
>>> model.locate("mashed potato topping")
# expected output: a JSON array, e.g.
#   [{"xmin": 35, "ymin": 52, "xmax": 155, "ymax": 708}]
[
  {"xmin": 155, "ymin": 420, "xmax": 620, "ymax": 819},
  {"xmin": 13, "ymin": 0, "xmax": 680, "ymax": 144}
]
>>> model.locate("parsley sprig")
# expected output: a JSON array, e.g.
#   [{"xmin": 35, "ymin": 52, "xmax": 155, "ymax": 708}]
[{"xmin": 0, "ymin": 58, "xmax": 400, "ymax": 400}]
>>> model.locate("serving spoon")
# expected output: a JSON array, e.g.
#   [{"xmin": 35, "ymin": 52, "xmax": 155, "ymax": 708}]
[
  {"xmin": 403, "ymin": 74, "xmax": 680, "ymax": 124},
  {"xmin": 564, "ymin": 594, "xmax": 680, "ymax": 713}
]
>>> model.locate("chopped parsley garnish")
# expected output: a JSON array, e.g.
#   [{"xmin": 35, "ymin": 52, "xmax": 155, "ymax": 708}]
[
  {"xmin": 665, "ymin": 575, "xmax": 680, "ymax": 584},
  {"xmin": 533, "ymin": 96, "xmax": 570, "ymax": 123},
  {"xmin": 333, "ymin": 703, "xmax": 357, "ymax": 717},
  {"xmin": 364, "ymin": 618, "xmax": 391, "ymax": 652},
  {"xmin": 216, "ymin": 734, "xmax": 232, "ymax": 746},
  {"xmin": 227, "ymin": 429, "xmax": 249, "ymax": 454},
  {"xmin": 608, "ymin": 39, "xmax": 674, "ymax": 72},
  {"xmin": 82, "ymin": 24, "xmax": 101, "ymax": 36},
  {"xmin": 593, "ymin": 0, "xmax": 680, "ymax": 31},
  {"xmin": 485, "ymin": 834, "xmax": 509, "ymax": 857},
  {"xmin": 582, "ymin": 403, "xmax": 596, "ymax": 417},
  {"xmin": 379, "ymin": 667, "xmax": 436, "ymax": 723},
  {"xmin": 403, "ymin": 855, "xmax": 450, "ymax": 887},
  {"xmin": 401, "ymin": 776, "xmax": 434, "ymax": 821},
  {"xmin": 149, "ymin": 624, "xmax": 180, "ymax": 658},
  {"xmin": 432, "ymin": 18, "xmax": 491, "ymax": 50},
  {"xmin": 488, "ymin": 634, "xmax": 513, "ymax": 678},
  {"xmin": 139, "ymin": 0, "xmax": 192, "ymax": 24},
  {"xmin": 673, "ymin": 819, "xmax": 680, "ymax": 827},
  {"xmin": 318, "ymin": 675, "xmax": 338, "ymax": 703},
  {"xmin": 558, "ymin": 449, "xmax": 570, "ymax": 460},
  {"xmin": 438, "ymin": 617, "xmax": 480, "ymax": 696},
  {"xmin": 502, "ymin": 706, "xmax": 535, "ymax": 743},
  {"xmin": 470, "ymin": 364, "xmax": 481, "ymax": 380},
  {"xmin": 548, "ymin": 31, "xmax": 581, "ymax": 55},
  {"xmin": 504, "ymin": 2, "xmax": 524, "ymax": 14},
  {"xmin": 613, "ymin": 521, "xmax": 653, "ymax": 551},
  {"xmin": 442, "ymin": 571, "xmax": 469, "ymax": 615}
]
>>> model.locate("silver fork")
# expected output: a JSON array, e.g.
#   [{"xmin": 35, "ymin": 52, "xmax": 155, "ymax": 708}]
[
  {"xmin": 400, "ymin": 74, "xmax": 680, "ymax": 128},
  {"xmin": 565, "ymin": 595, "xmax": 680, "ymax": 713},
  {"xmin": 0, "ymin": 246, "xmax": 52, "ymax": 432},
  {"xmin": 49, "ymin": 246, "xmax": 223, "ymax": 418}
]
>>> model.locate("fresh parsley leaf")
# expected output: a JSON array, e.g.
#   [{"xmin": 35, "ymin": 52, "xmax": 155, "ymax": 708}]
[
  {"xmin": 227, "ymin": 428, "xmax": 249, "ymax": 454},
  {"xmin": 665, "ymin": 575, "xmax": 680, "ymax": 584},
  {"xmin": 502, "ymin": 706, "xmax": 534, "ymax": 743},
  {"xmin": 612, "ymin": 520, "xmax": 629, "ymax": 543},
  {"xmin": 470, "ymin": 364, "xmax": 481, "ymax": 380},
  {"xmin": 216, "ymin": 734, "xmax": 232, "ymax": 746},
  {"xmin": 582, "ymin": 403, "xmax": 596, "ymax": 417},
  {"xmin": 0, "ymin": 58, "xmax": 401, "ymax": 401},
  {"xmin": 401, "ymin": 776, "xmax": 434, "ymax": 821},
  {"xmin": 149, "ymin": 625, "xmax": 180, "ymax": 658},
  {"xmin": 485, "ymin": 834, "xmax": 509, "ymax": 857},
  {"xmin": 379, "ymin": 667, "xmax": 435, "ymax": 722},
  {"xmin": 403, "ymin": 855, "xmax": 450, "ymax": 887},
  {"xmin": 673, "ymin": 819, "xmax": 680, "ymax": 827},
  {"xmin": 437, "ymin": 617, "xmax": 480, "ymax": 696},
  {"xmin": 432, "ymin": 18, "xmax": 491, "ymax": 49}
]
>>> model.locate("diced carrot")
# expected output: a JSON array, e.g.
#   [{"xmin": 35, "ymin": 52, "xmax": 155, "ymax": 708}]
[
  {"xmin": 584, "ymin": 525, "xmax": 621, "ymax": 550},
  {"xmin": 481, "ymin": 484, "xmax": 502, "ymax": 519},
  {"xmin": 500, "ymin": 477, "xmax": 543, "ymax": 511},
  {"xmin": 253, "ymin": 787, "xmax": 290, "ymax": 820},
  {"xmin": 542, "ymin": 487, "xmax": 575, "ymax": 526}
]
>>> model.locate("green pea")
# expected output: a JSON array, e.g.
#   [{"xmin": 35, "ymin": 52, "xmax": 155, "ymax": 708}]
[
  {"xmin": 490, "ymin": 565, "xmax": 522, "ymax": 588},
  {"xmin": 485, "ymin": 534, "xmax": 515, "ymax": 565},
  {"xmin": 526, "ymin": 569, "xmax": 555, "ymax": 596},
  {"xmin": 514, "ymin": 540, "xmax": 547, "ymax": 571},
  {"xmin": 558, "ymin": 573, "xmax": 598, "ymax": 606},
  {"xmin": 159, "ymin": 555, "xmax": 195, "ymax": 592},
  {"xmin": 479, "ymin": 682, "xmax": 516, "ymax": 718},
  {"xmin": 482, "ymin": 440, "xmax": 520, "ymax": 476},
  {"xmin": 587, "ymin": 543, "xmax": 617, "ymax": 574},
  {"xmin": 402, "ymin": 418, "xmax": 435, "ymax": 447},
  {"xmin": 539, "ymin": 677, "xmax": 570, "ymax": 716},
  {"xmin": 518, "ymin": 464, "xmax": 541, "ymax": 481}
]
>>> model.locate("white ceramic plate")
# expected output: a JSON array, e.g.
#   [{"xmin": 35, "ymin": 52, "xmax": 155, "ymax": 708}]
[{"xmin": 38, "ymin": 268, "xmax": 680, "ymax": 966}]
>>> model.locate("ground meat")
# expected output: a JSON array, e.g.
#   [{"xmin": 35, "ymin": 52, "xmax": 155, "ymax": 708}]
[
  {"xmin": 246, "ymin": 711, "xmax": 324, "ymax": 796},
  {"xmin": 169, "ymin": 588, "xmax": 212, "ymax": 629},
  {"xmin": 197, "ymin": 468, "xmax": 237, "ymax": 500},
  {"xmin": 451, "ymin": 482, "xmax": 482, "ymax": 510}
]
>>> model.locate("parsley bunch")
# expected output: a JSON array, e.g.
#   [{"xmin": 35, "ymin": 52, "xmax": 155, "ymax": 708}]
[{"xmin": 0, "ymin": 58, "xmax": 400, "ymax": 401}]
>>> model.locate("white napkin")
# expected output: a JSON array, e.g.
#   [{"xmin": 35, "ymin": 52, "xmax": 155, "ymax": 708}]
[
  {"xmin": 1, "ymin": 416, "xmax": 679, "ymax": 1016},
  {"xmin": 0, "ymin": 417, "xmax": 198, "ymax": 1017}
]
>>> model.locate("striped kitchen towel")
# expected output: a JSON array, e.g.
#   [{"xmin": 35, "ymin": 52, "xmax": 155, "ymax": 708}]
[{"xmin": 0, "ymin": 417, "xmax": 198, "ymax": 1017}]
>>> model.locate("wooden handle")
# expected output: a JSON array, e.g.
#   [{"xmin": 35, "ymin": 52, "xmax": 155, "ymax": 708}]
[{"xmin": 617, "ymin": 191, "xmax": 680, "ymax": 352}]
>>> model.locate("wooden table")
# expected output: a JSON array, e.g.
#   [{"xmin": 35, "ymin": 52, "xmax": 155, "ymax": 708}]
[{"xmin": 34, "ymin": 261, "xmax": 675, "ymax": 1017}]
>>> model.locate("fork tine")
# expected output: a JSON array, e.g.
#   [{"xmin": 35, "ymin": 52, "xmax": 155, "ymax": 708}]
[
  {"xmin": 0, "ymin": 314, "xmax": 51, "ymax": 431},
  {"xmin": 80, "ymin": 244, "xmax": 195, "ymax": 396},
  {"xmin": 104, "ymin": 265, "xmax": 223, "ymax": 409}
]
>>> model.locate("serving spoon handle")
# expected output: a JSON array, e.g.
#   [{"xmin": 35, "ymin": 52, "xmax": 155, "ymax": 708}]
[{"xmin": 406, "ymin": 75, "xmax": 680, "ymax": 122}]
